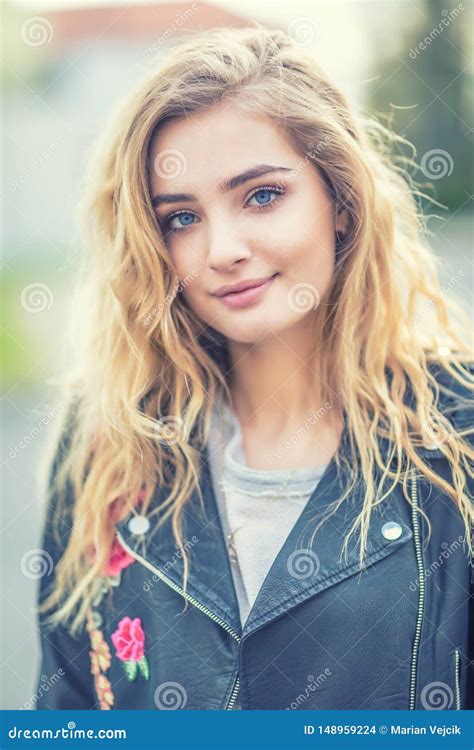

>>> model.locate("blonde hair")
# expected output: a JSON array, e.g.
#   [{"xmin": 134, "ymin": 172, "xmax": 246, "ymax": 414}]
[{"xmin": 38, "ymin": 25, "xmax": 473, "ymax": 635}]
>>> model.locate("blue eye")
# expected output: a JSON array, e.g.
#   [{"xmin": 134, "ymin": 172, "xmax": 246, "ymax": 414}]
[
  {"xmin": 165, "ymin": 211, "xmax": 197, "ymax": 232},
  {"xmin": 247, "ymin": 186, "xmax": 284, "ymax": 208},
  {"xmin": 249, "ymin": 189, "xmax": 274, "ymax": 206}
]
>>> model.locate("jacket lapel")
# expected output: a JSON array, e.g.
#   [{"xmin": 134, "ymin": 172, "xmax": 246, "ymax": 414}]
[
  {"xmin": 241, "ymin": 434, "xmax": 414, "ymax": 637},
  {"xmin": 116, "ymin": 417, "xmax": 413, "ymax": 640},
  {"xmin": 115, "ymin": 446, "xmax": 242, "ymax": 636}
]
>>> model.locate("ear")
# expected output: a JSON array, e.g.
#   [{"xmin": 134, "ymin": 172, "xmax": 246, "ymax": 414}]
[{"xmin": 335, "ymin": 208, "xmax": 349, "ymax": 236}]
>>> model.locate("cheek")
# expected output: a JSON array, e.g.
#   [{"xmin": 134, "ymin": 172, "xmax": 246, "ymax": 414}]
[
  {"xmin": 168, "ymin": 243, "xmax": 207, "ymax": 294},
  {"xmin": 178, "ymin": 278, "xmax": 209, "ymax": 319},
  {"xmin": 282, "ymin": 233, "xmax": 335, "ymax": 283}
]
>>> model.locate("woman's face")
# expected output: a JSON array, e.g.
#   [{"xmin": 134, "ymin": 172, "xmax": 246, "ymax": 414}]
[{"xmin": 149, "ymin": 101, "xmax": 344, "ymax": 344}]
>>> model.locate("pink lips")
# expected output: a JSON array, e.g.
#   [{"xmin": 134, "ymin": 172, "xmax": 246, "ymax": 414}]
[{"xmin": 216, "ymin": 274, "xmax": 278, "ymax": 309}]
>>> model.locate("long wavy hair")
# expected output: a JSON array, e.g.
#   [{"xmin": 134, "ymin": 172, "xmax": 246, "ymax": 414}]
[{"xmin": 38, "ymin": 25, "xmax": 473, "ymax": 635}]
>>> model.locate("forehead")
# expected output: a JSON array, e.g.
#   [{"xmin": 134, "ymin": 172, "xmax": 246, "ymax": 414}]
[{"xmin": 148, "ymin": 101, "xmax": 298, "ymax": 197}]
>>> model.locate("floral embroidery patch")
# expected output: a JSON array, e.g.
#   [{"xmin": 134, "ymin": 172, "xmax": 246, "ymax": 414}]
[
  {"xmin": 111, "ymin": 616, "xmax": 150, "ymax": 682},
  {"xmin": 85, "ymin": 491, "xmax": 149, "ymax": 706},
  {"xmin": 86, "ymin": 607, "xmax": 114, "ymax": 710}
]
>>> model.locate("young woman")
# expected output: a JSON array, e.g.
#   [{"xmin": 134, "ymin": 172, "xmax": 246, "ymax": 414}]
[{"xmin": 35, "ymin": 26, "xmax": 473, "ymax": 711}]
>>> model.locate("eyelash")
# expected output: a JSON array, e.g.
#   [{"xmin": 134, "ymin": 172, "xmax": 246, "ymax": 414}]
[{"xmin": 160, "ymin": 184, "xmax": 286, "ymax": 235}]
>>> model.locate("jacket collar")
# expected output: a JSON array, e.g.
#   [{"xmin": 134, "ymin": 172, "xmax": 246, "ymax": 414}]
[{"xmin": 115, "ymin": 415, "xmax": 413, "ymax": 638}]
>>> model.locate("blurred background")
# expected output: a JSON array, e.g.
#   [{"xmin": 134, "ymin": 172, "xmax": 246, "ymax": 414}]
[{"xmin": 1, "ymin": 0, "xmax": 472, "ymax": 709}]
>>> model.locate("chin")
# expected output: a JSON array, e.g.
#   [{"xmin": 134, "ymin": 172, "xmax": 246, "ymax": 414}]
[{"xmin": 217, "ymin": 317, "xmax": 291, "ymax": 345}]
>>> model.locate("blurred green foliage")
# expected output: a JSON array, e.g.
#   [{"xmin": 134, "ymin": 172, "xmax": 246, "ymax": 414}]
[{"xmin": 368, "ymin": 0, "xmax": 473, "ymax": 211}]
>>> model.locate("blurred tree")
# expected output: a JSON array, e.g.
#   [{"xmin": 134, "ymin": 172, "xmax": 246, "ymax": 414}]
[{"xmin": 367, "ymin": 0, "xmax": 473, "ymax": 211}]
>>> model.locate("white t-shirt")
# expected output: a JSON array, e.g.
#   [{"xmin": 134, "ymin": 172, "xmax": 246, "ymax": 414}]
[{"xmin": 207, "ymin": 395, "xmax": 328, "ymax": 626}]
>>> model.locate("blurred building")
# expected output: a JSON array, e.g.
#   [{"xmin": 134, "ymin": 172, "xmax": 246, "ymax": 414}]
[{"xmin": 3, "ymin": 2, "xmax": 264, "ymax": 259}]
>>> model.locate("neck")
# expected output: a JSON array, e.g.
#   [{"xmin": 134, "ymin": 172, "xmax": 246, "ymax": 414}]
[{"xmin": 226, "ymin": 323, "xmax": 327, "ymax": 434}]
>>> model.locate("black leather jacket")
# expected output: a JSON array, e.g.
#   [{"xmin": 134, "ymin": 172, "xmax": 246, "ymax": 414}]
[{"xmin": 35, "ymin": 362, "xmax": 473, "ymax": 710}]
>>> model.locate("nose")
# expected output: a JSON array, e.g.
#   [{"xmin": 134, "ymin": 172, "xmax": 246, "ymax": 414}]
[{"xmin": 206, "ymin": 219, "xmax": 252, "ymax": 271}]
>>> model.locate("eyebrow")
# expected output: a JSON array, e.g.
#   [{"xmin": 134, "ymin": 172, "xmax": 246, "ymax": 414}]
[{"xmin": 151, "ymin": 164, "xmax": 293, "ymax": 208}]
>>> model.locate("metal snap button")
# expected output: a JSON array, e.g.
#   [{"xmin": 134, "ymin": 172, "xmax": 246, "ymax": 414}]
[
  {"xmin": 381, "ymin": 521, "xmax": 403, "ymax": 540},
  {"xmin": 128, "ymin": 515, "xmax": 150, "ymax": 535}
]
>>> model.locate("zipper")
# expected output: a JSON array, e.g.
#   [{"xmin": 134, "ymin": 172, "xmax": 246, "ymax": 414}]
[
  {"xmin": 454, "ymin": 648, "xmax": 461, "ymax": 709},
  {"xmin": 226, "ymin": 675, "xmax": 240, "ymax": 710},
  {"xmin": 408, "ymin": 469, "xmax": 425, "ymax": 710},
  {"xmin": 115, "ymin": 529, "xmax": 241, "ymax": 708}
]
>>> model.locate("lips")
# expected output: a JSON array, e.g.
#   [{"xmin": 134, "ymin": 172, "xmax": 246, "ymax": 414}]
[
  {"xmin": 215, "ymin": 273, "xmax": 278, "ymax": 309},
  {"xmin": 214, "ymin": 274, "xmax": 278, "ymax": 298}
]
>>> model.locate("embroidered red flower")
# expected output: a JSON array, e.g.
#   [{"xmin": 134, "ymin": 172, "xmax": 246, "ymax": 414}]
[
  {"xmin": 104, "ymin": 539, "xmax": 136, "ymax": 577},
  {"xmin": 111, "ymin": 616, "xmax": 149, "ymax": 681},
  {"xmin": 112, "ymin": 616, "xmax": 145, "ymax": 661}
]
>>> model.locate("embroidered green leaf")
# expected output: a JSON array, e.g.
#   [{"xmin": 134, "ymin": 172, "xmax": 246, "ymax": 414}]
[
  {"xmin": 137, "ymin": 656, "xmax": 150, "ymax": 680},
  {"xmin": 123, "ymin": 660, "xmax": 138, "ymax": 681}
]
